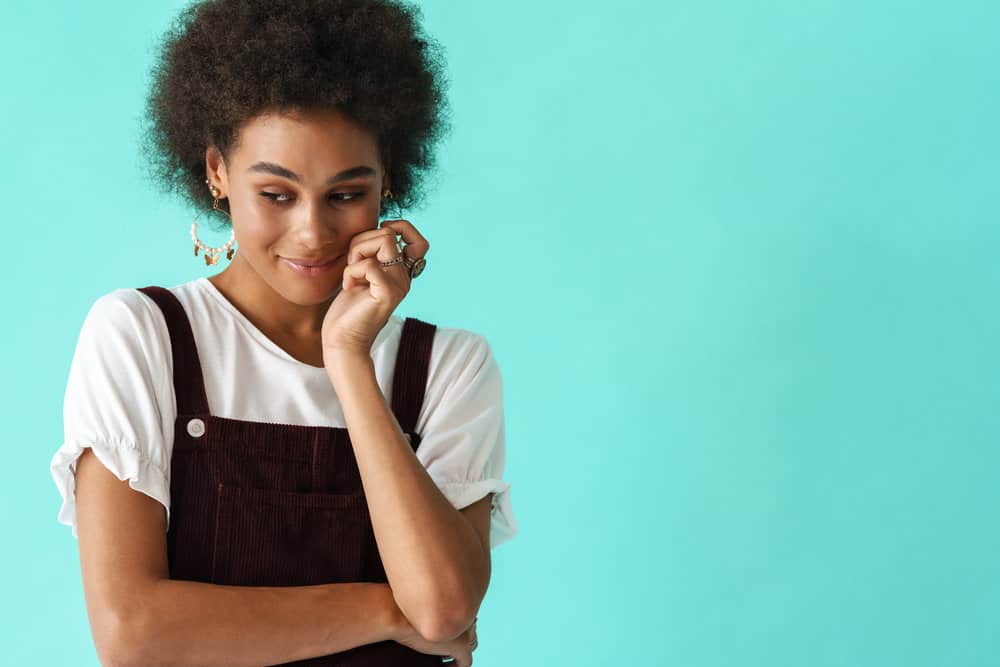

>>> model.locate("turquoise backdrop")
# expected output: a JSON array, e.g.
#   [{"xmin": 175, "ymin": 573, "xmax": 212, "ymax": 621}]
[{"xmin": 3, "ymin": 1, "xmax": 998, "ymax": 665}]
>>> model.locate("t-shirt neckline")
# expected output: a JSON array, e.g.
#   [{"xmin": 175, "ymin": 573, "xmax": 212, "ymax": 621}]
[{"xmin": 192, "ymin": 276, "xmax": 395, "ymax": 372}]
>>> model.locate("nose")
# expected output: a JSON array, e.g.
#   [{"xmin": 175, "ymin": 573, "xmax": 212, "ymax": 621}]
[{"xmin": 291, "ymin": 196, "xmax": 340, "ymax": 248}]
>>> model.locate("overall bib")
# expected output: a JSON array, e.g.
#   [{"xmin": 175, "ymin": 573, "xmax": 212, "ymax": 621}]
[{"xmin": 137, "ymin": 285, "xmax": 443, "ymax": 666}]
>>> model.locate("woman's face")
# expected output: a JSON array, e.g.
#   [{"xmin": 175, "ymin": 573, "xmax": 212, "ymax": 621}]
[{"xmin": 206, "ymin": 107, "xmax": 387, "ymax": 306}]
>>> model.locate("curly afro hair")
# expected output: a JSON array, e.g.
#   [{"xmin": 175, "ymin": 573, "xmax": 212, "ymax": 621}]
[{"xmin": 138, "ymin": 0, "xmax": 451, "ymax": 230}]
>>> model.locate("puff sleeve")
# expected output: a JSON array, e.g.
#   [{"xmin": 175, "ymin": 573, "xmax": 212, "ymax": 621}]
[
  {"xmin": 49, "ymin": 289, "xmax": 175, "ymax": 539},
  {"xmin": 415, "ymin": 330, "xmax": 519, "ymax": 550}
]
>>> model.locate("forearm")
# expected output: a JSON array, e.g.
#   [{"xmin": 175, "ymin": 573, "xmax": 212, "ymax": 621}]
[
  {"xmin": 326, "ymin": 352, "xmax": 486, "ymax": 640},
  {"xmin": 118, "ymin": 580, "xmax": 402, "ymax": 667}
]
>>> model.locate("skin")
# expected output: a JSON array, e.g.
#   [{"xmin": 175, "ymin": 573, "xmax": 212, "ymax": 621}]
[{"xmin": 203, "ymin": 107, "xmax": 490, "ymax": 661}]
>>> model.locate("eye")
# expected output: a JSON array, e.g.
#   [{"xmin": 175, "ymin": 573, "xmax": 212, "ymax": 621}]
[
  {"xmin": 330, "ymin": 192, "xmax": 364, "ymax": 202},
  {"xmin": 259, "ymin": 192, "xmax": 364, "ymax": 205},
  {"xmin": 260, "ymin": 192, "xmax": 292, "ymax": 204}
]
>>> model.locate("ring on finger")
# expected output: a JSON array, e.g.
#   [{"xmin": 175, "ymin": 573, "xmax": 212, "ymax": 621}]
[
  {"xmin": 379, "ymin": 254, "xmax": 406, "ymax": 269},
  {"xmin": 377, "ymin": 237, "xmax": 406, "ymax": 270}
]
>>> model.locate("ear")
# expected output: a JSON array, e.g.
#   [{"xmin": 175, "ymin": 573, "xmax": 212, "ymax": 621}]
[
  {"xmin": 380, "ymin": 152, "xmax": 391, "ymax": 191},
  {"xmin": 205, "ymin": 145, "xmax": 229, "ymax": 193}
]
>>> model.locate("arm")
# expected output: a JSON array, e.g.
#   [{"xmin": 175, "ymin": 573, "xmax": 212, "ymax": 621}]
[
  {"xmin": 75, "ymin": 448, "xmax": 406, "ymax": 667},
  {"xmin": 326, "ymin": 352, "xmax": 492, "ymax": 643}
]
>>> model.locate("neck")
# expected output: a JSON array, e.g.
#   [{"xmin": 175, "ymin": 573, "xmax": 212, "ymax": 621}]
[{"xmin": 207, "ymin": 253, "xmax": 339, "ymax": 340}]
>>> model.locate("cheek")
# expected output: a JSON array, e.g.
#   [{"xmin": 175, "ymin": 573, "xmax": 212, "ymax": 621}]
[
  {"xmin": 344, "ymin": 200, "xmax": 382, "ymax": 235},
  {"xmin": 232, "ymin": 211, "xmax": 283, "ymax": 253},
  {"xmin": 356, "ymin": 196, "xmax": 380, "ymax": 223}
]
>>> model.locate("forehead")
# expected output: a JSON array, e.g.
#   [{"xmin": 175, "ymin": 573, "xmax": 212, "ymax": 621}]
[{"xmin": 234, "ymin": 108, "xmax": 380, "ymax": 169}]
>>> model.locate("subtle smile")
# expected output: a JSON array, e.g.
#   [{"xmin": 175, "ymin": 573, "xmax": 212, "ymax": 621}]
[{"xmin": 282, "ymin": 255, "xmax": 342, "ymax": 277}]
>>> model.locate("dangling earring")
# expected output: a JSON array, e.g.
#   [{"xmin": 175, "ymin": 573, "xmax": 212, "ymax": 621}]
[{"xmin": 191, "ymin": 179, "xmax": 236, "ymax": 266}]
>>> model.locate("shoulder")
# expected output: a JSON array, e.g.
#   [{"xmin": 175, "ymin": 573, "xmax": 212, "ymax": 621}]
[
  {"xmin": 85, "ymin": 278, "xmax": 205, "ymax": 324},
  {"xmin": 384, "ymin": 315, "xmax": 493, "ymax": 365},
  {"xmin": 71, "ymin": 286, "xmax": 174, "ymax": 380},
  {"xmin": 81, "ymin": 278, "xmax": 207, "ymax": 344},
  {"xmin": 421, "ymin": 322, "xmax": 501, "ymax": 400},
  {"xmin": 82, "ymin": 286, "xmax": 174, "ymax": 337},
  {"xmin": 430, "ymin": 324, "xmax": 494, "ymax": 370}
]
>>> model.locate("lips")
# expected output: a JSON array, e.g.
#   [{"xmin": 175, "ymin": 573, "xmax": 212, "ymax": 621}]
[
  {"xmin": 281, "ymin": 254, "xmax": 343, "ymax": 278},
  {"xmin": 283, "ymin": 256, "xmax": 339, "ymax": 267}
]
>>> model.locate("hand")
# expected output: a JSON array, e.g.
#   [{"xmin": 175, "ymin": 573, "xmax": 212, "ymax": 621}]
[
  {"xmin": 321, "ymin": 219, "xmax": 429, "ymax": 358},
  {"xmin": 393, "ymin": 614, "xmax": 478, "ymax": 667}
]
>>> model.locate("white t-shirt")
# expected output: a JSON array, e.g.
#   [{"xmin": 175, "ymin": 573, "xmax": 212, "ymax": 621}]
[{"xmin": 50, "ymin": 276, "xmax": 518, "ymax": 549}]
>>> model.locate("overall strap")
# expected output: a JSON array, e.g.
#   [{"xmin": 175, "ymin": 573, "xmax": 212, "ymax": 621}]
[
  {"xmin": 136, "ymin": 286, "xmax": 211, "ymax": 416},
  {"xmin": 391, "ymin": 317, "xmax": 437, "ymax": 447}
]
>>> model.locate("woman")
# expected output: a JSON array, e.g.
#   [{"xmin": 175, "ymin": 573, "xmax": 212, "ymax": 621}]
[{"xmin": 48, "ymin": 1, "xmax": 517, "ymax": 665}]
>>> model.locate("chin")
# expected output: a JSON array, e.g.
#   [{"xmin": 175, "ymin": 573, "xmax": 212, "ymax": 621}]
[{"xmin": 289, "ymin": 276, "xmax": 344, "ymax": 304}]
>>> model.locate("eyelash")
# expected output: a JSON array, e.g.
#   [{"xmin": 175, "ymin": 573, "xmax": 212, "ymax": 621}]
[{"xmin": 260, "ymin": 192, "xmax": 364, "ymax": 205}]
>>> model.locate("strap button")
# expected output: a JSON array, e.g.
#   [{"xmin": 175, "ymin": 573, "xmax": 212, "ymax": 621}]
[{"xmin": 186, "ymin": 418, "xmax": 206, "ymax": 438}]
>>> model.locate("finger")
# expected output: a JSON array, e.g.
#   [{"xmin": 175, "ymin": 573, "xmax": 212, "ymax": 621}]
[
  {"xmin": 341, "ymin": 257, "xmax": 398, "ymax": 297},
  {"xmin": 344, "ymin": 227, "xmax": 397, "ymax": 273},
  {"xmin": 450, "ymin": 647, "xmax": 471, "ymax": 667},
  {"xmin": 379, "ymin": 219, "xmax": 429, "ymax": 259},
  {"xmin": 349, "ymin": 225, "xmax": 398, "ymax": 254},
  {"xmin": 347, "ymin": 227, "xmax": 400, "ymax": 263},
  {"xmin": 346, "ymin": 231, "xmax": 404, "ymax": 265},
  {"xmin": 343, "ymin": 234, "xmax": 410, "ymax": 292},
  {"xmin": 441, "ymin": 631, "xmax": 474, "ymax": 665}
]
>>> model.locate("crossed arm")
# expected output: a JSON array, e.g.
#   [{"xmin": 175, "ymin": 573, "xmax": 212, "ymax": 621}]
[
  {"xmin": 75, "ymin": 410, "xmax": 493, "ymax": 667},
  {"xmin": 327, "ymin": 351, "xmax": 493, "ymax": 641},
  {"xmin": 76, "ymin": 447, "xmax": 492, "ymax": 666}
]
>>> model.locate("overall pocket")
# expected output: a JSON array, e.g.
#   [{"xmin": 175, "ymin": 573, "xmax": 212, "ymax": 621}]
[{"xmin": 210, "ymin": 483, "xmax": 370, "ymax": 587}]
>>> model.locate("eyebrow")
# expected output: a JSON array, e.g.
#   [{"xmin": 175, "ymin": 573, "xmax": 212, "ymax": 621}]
[{"xmin": 246, "ymin": 161, "xmax": 377, "ymax": 185}]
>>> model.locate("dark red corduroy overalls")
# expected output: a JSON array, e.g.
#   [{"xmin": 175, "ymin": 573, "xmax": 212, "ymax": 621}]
[{"xmin": 138, "ymin": 286, "xmax": 442, "ymax": 666}]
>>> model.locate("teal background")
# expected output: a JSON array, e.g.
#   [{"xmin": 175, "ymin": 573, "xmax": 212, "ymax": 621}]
[{"xmin": 3, "ymin": 0, "xmax": 998, "ymax": 664}]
